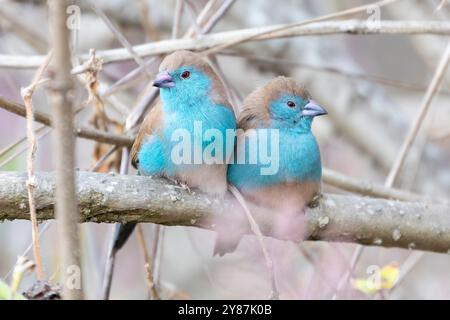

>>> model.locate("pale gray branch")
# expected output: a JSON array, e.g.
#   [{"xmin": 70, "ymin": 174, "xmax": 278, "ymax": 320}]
[
  {"xmin": 1, "ymin": 172, "xmax": 450, "ymax": 254},
  {"xmin": 1, "ymin": 20, "xmax": 450, "ymax": 69}
]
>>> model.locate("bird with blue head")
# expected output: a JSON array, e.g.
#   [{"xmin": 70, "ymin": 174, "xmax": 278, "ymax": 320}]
[
  {"xmin": 105, "ymin": 51, "xmax": 236, "ymax": 297},
  {"xmin": 216, "ymin": 76, "xmax": 327, "ymax": 255},
  {"xmin": 132, "ymin": 50, "xmax": 236, "ymax": 193}
]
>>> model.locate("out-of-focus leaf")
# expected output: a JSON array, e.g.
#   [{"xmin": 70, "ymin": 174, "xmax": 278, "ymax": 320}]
[
  {"xmin": 11, "ymin": 256, "xmax": 35, "ymax": 295},
  {"xmin": 351, "ymin": 278, "xmax": 379, "ymax": 295},
  {"xmin": 351, "ymin": 263, "xmax": 399, "ymax": 295},
  {"xmin": 379, "ymin": 263, "xmax": 399, "ymax": 290},
  {"xmin": 0, "ymin": 280, "xmax": 26, "ymax": 300}
]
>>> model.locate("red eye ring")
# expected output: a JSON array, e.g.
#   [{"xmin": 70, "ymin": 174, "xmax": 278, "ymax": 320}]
[
  {"xmin": 181, "ymin": 71, "xmax": 191, "ymax": 79},
  {"xmin": 287, "ymin": 101, "xmax": 296, "ymax": 108}
]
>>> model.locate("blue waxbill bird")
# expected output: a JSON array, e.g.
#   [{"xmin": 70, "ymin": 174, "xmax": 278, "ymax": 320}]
[
  {"xmin": 215, "ymin": 76, "xmax": 327, "ymax": 255},
  {"xmin": 104, "ymin": 50, "xmax": 236, "ymax": 298}
]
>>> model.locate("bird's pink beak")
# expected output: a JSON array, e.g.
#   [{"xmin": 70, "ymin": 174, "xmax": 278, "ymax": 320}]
[
  {"xmin": 153, "ymin": 71, "xmax": 175, "ymax": 88},
  {"xmin": 302, "ymin": 100, "xmax": 327, "ymax": 117}
]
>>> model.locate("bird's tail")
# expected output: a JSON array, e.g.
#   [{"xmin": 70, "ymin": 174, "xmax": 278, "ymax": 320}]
[
  {"xmin": 102, "ymin": 222, "xmax": 137, "ymax": 299},
  {"xmin": 213, "ymin": 230, "xmax": 242, "ymax": 256}
]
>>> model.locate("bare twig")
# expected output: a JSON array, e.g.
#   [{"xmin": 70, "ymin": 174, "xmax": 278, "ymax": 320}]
[
  {"xmin": 202, "ymin": 0, "xmax": 400, "ymax": 55},
  {"xmin": 136, "ymin": 0, "xmax": 160, "ymax": 41},
  {"xmin": 3, "ymin": 222, "xmax": 52, "ymax": 281},
  {"xmin": 0, "ymin": 96, "xmax": 134, "ymax": 147},
  {"xmin": 0, "ymin": 128, "xmax": 53, "ymax": 170},
  {"xmin": 334, "ymin": 39, "xmax": 450, "ymax": 299},
  {"xmin": 378, "ymin": 39, "xmax": 450, "ymax": 298},
  {"xmin": 385, "ymin": 40, "xmax": 450, "ymax": 187},
  {"xmin": 172, "ymin": 0, "xmax": 184, "ymax": 39},
  {"xmin": 228, "ymin": 184, "xmax": 279, "ymax": 300},
  {"xmin": 183, "ymin": 0, "xmax": 203, "ymax": 35},
  {"xmin": 0, "ymin": 126, "xmax": 48, "ymax": 166},
  {"xmin": 135, "ymin": 225, "xmax": 159, "ymax": 299},
  {"xmin": 101, "ymin": 149, "xmax": 131, "ymax": 300},
  {"xmin": 222, "ymin": 51, "xmax": 450, "ymax": 95},
  {"xmin": 322, "ymin": 168, "xmax": 442, "ymax": 203},
  {"xmin": 101, "ymin": 0, "xmax": 218, "ymax": 99},
  {"xmin": 331, "ymin": 244, "xmax": 364, "ymax": 299},
  {"xmin": 0, "ymin": 6, "xmax": 48, "ymax": 53},
  {"xmin": 184, "ymin": 0, "xmax": 219, "ymax": 37},
  {"xmin": 436, "ymin": 0, "xmax": 448, "ymax": 11},
  {"xmin": 90, "ymin": 2, "xmax": 149, "ymax": 74},
  {"xmin": 390, "ymin": 251, "xmax": 424, "ymax": 294},
  {"xmin": 89, "ymin": 145, "xmax": 119, "ymax": 172},
  {"xmin": 48, "ymin": 0, "xmax": 83, "ymax": 300},
  {"xmin": 151, "ymin": 224, "xmax": 163, "ymax": 297},
  {"xmin": 201, "ymin": 0, "xmax": 236, "ymax": 34},
  {"xmin": 2, "ymin": 20, "xmax": 450, "ymax": 69},
  {"xmin": 20, "ymin": 51, "xmax": 53, "ymax": 281}
]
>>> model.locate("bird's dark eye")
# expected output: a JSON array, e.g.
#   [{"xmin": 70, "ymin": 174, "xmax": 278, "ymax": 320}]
[
  {"xmin": 287, "ymin": 101, "xmax": 296, "ymax": 108},
  {"xmin": 181, "ymin": 71, "xmax": 190, "ymax": 79}
]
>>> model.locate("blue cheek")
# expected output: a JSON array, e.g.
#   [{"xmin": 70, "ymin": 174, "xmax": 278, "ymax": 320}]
[
  {"xmin": 269, "ymin": 95, "xmax": 305, "ymax": 127},
  {"xmin": 161, "ymin": 73, "xmax": 212, "ymax": 111},
  {"xmin": 270, "ymin": 101, "xmax": 296, "ymax": 118}
]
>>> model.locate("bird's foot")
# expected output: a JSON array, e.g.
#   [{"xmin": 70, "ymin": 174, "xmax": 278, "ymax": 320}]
[
  {"xmin": 308, "ymin": 193, "xmax": 322, "ymax": 208},
  {"xmin": 178, "ymin": 181, "xmax": 191, "ymax": 193},
  {"xmin": 168, "ymin": 177, "xmax": 192, "ymax": 193}
]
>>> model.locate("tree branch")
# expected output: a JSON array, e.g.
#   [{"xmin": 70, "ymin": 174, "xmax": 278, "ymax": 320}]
[
  {"xmin": 1, "ymin": 20, "xmax": 450, "ymax": 69},
  {"xmin": 1, "ymin": 171, "xmax": 449, "ymax": 254},
  {"xmin": 0, "ymin": 96, "xmax": 133, "ymax": 147},
  {"xmin": 48, "ymin": 0, "xmax": 83, "ymax": 299}
]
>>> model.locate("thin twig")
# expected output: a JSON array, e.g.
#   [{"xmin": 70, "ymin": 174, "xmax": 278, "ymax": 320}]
[
  {"xmin": 172, "ymin": 0, "xmax": 184, "ymax": 39},
  {"xmin": 0, "ymin": 128, "xmax": 52, "ymax": 169},
  {"xmin": 0, "ymin": 125, "xmax": 47, "ymax": 161},
  {"xmin": 228, "ymin": 184, "xmax": 279, "ymax": 300},
  {"xmin": 151, "ymin": 224, "xmax": 164, "ymax": 297},
  {"xmin": 20, "ymin": 51, "xmax": 53, "ymax": 280},
  {"xmin": 90, "ymin": 2, "xmax": 150, "ymax": 75},
  {"xmin": 385, "ymin": 40, "xmax": 450, "ymax": 187},
  {"xmin": 136, "ymin": 0, "xmax": 160, "ymax": 41},
  {"xmin": 135, "ymin": 225, "xmax": 159, "ymax": 299},
  {"xmin": 202, "ymin": 0, "xmax": 400, "ymax": 56},
  {"xmin": 333, "ymin": 39, "xmax": 450, "ymax": 299},
  {"xmin": 0, "ymin": 6, "xmax": 48, "ymax": 53},
  {"xmin": 102, "ymin": 148, "xmax": 131, "ymax": 300},
  {"xmin": 378, "ymin": 40, "xmax": 450, "ymax": 297},
  {"xmin": 201, "ymin": 0, "xmax": 236, "ymax": 34},
  {"xmin": 331, "ymin": 245, "xmax": 364, "ymax": 299},
  {"xmin": 390, "ymin": 252, "xmax": 424, "ymax": 294},
  {"xmin": 89, "ymin": 145, "xmax": 119, "ymax": 171},
  {"xmin": 183, "ymin": 0, "xmax": 203, "ymax": 35},
  {"xmin": 3, "ymin": 222, "xmax": 52, "ymax": 281},
  {"xmin": 0, "ymin": 96, "xmax": 134, "ymax": 147},
  {"xmin": 222, "ymin": 51, "xmax": 450, "ymax": 95},
  {"xmin": 184, "ymin": 0, "xmax": 219, "ymax": 37},
  {"xmin": 101, "ymin": 0, "xmax": 217, "ymax": 99},
  {"xmin": 322, "ymin": 168, "xmax": 442, "ymax": 203},
  {"xmin": 436, "ymin": 0, "xmax": 447, "ymax": 11},
  {"xmin": 3, "ymin": 19, "xmax": 450, "ymax": 69}
]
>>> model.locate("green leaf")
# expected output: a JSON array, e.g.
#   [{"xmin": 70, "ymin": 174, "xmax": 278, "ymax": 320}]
[{"xmin": 0, "ymin": 279, "xmax": 26, "ymax": 300}]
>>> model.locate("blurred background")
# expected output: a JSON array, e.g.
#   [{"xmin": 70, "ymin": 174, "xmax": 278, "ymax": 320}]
[{"xmin": 0, "ymin": 0, "xmax": 450, "ymax": 299}]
